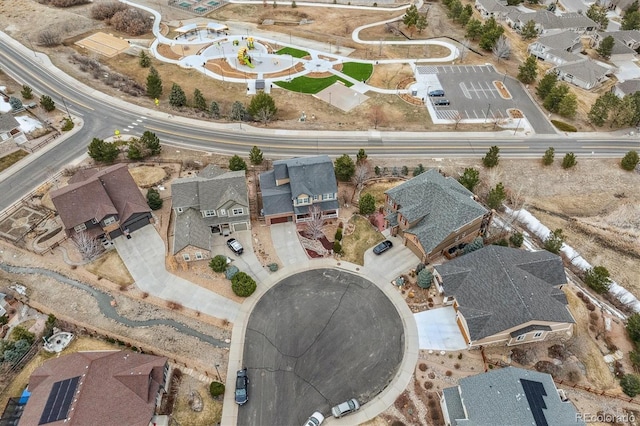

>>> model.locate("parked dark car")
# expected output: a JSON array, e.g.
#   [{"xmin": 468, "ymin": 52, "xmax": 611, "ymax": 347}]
[
  {"xmin": 235, "ymin": 368, "xmax": 248, "ymax": 405},
  {"xmin": 428, "ymin": 89, "xmax": 445, "ymax": 97},
  {"xmin": 433, "ymin": 98, "xmax": 450, "ymax": 106},
  {"xmin": 373, "ymin": 240, "xmax": 393, "ymax": 255},
  {"xmin": 227, "ymin": 238, "xmax": 244, "ymax": 255}
]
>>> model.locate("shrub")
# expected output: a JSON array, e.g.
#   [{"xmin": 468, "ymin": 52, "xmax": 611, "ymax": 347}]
[
  {"xmin": 542, "ymin": 147, "xmax": 555, "ymax": 166},
  {"xmin": 374, "ymin": 165, "xmax": 381, "ymax": 176},
  {"xmin": 110, "ymin": 8, "xmax": 152, "ymax": 36},
  {"xmin": 463, "ymin": 237, "xmax": 484, "ymax": 254},
  {"xmin": 417, "ymin": 269, "xmax": 433, "ymax": 289},
  {"xmin": 543, "ymin": 228, "xmax": 564, "ymax": 254},
  {"xmin": 621, "ymin": 374, "xmax": 640, "ymax": 397},
  {"xmin": 225, "ymin": 265, "xmax": 240, "ymax": 280},
  {"xmin": 586, "ymin": 303, "xmax": 596, "ymax": 311},
  {"xmin": 445, "ymin": 370, "xmax": 453, "ymax": 376},
  {"xmin": 419, "ymin": 363, "xmax": 427, "ymax": 371},
  {"xmin": 61, "ymin": 117, "xmax": 74, "ymax": 131},
  {"xmin": 92, "ymin": 2, "xmax": 128, "ymax": 20},
  {"xmin": 21, "ymin": 85, "xmax": 33, "ymax": 100},
  {"xmin": 401, "ymin": 165, "xmax": 409, "ymax": 176},
  {"xmin": 11, "ymin": 326, "xmax": 35, "ymax": 344},
  {"xmin": 551, "ymin": 120, "xmax": 577, "ymax": 132},
  {"xmin": 628, "ymin": 313, "xmax": 640, "ymax": 342},
  {"xmin": 209, "ymin": 255, "xmax": 228, "ymax": 273},
  {"xmin": 413, "ymin": 163, "xmax": 425, "ymax": 176},
  {"xmin": 333, "ymin": 240, "xmax": 343, "ymax": 254},
  {"xmin": 562, "ymin": 152, "xmax": 577, "ymax": 169},
  {"xmin": 621, "ymin": 150, "xmax": 639, "ymax": 171},
  {"xmin": 229, "ymin": 155, "xmax": 247, "ymax": 171},
  {"xmin": 493, "ymin": 238, "xmax": 508, "ymax": 246},
  {"xmin": 424, "ymin": 381, "xmax": 434, "ymax": 389},
  {"xmin": 334, "ymin": 228, "xmax": 342, "ymax": 241},
  {"xmin": 40, "ymin": 95, "xmax": 55, "ymax": 111},
  {"xmin": 584, "ymin": 266, "xmax": 612, "ymax": 294},
  {"xmin": 534, "ymin": 360, "xmax": 560, "ymax": 377},
  {"xmin": 482, "ymin": 146, "xmax": 500, "ymax": 168},
  {"xmin": 509, "ymin": 232, "xmax": 524, "ymax": 247},
  {"xmin": 9, "ymin": 97, "xmax": 22, "ymax": 111},
  {"xmin": 146, "ymin": 188, "xmax": 163, "ymax": 210},
  {"xmin": 231, "ymin": 272, "xmax": 257, "ymax": 297},
  {"xmin": 487, "ymin": 182, "xmax": 506, "ymax": 209},
  {"xmin": 209, "ymin": 381, "xmax": 225, "ymax": 397},
  {"xmin": 38, "ymin": 30, "xmax": 61, "ymax": 47}
]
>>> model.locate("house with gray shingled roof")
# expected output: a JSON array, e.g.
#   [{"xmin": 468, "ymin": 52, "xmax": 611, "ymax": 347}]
[
  {"xmin": 440, "ymin": 367, "xmax": 584, "ymax": 426},
  {"xmin": 552, "ymin": 59, "xmax": 613, "ymax": 90},
  {"xmin": 474, "ymin": 0, "xmax": 510, "ymax": 20},
  {"xmin": 506, "ymin": 10, "xmax": 597, "ymax": 35},
  {"xmin": 528, "ymin": 31, "xmax": 583, "ymax": 66},
  {"xmin": 171, "ymin": 164, "xmax": 250, "ymax": 261},
  {"xmin": 384, "ymin": 169, "xmax": 491, "ymax": 263},
  {"xmin": 258, "ymin": 155, "xmax": 339, "ymax": 225},
  {"xmin": 613, "ymin": 78, "xmax": 640, "ymax": 97},
  {"xmin": 433, "ymin": 245, "xmax": 575, "ymax": 347},
  {"xmin": 0, "ymin": 113, "xmax": 24, "ymax": 146},
  {"xmin": 591, "ymin": 30, "xmax": 640, "ymax": 61}
]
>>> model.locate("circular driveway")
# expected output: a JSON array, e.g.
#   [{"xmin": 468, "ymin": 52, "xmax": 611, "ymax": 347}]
[{"xmin": 238, "ymin": 268, "xmax": 405, "ymax": 425}]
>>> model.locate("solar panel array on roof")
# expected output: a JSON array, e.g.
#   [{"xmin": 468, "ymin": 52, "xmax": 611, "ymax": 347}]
[
  {"xmin": 521, "ymin": 378, "xmax": 549, "ymax": 426},
  {"xmin": 38, "ymin": 376, "xmax": 79, "ymax": 425}
]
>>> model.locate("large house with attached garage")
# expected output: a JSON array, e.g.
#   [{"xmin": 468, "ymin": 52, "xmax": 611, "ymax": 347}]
[
  {"xmin": 528, "ymin": 31, "xmax": 583, "ymax": 66},
  {"xmin": 551, "ymin": 59, "xmax": 613, "ymax": 90},
  {"xmin": 0, "ymin": 113, "xmax": 25, "ymax": 146},
  {"xmin": 440, "ymin": 366, "xmax": 584, "ymax": 426},
  {"xmin": 506, "ymin": 10, "xmax": 597, "ymax": 35},
  {"xmin": 15, "ymin": 351, "xmax": 169, "ymax": 426},
  {"xmin": 384, "ymin": 169, "xmax": 492, "ymax": 263},
  {"xmin": 171, "ymin": 164, "xmax": 250, "ymax": 262},
  {"xmin": 259, "ymin": 155, "xmax": 339, "ymax": 225},
  {"xmin": 51, "ymin": 164, "xmax": 152, "ymax": 240},
  {"xmin": 433, "ymin": 245, "xmax": 576, "ymax": 347}
]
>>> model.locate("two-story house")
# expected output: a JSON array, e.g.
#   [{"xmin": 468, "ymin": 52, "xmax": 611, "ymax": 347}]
[
  {"xmin": 551, "ymin": 59, "xmax": 613, "ymax": 90},
  {"xmin": 528, "ymin": 30, "xmax": 583, "ymax": 66},
  {"xmin": 259, "ymin": 155, "xmax": 339, "ymax": 225},
  {"xmin": 433, "ymin": 246, "xmax": 576, "ymax": 347},
  {"xmin": 51, "ymin": 164, "xmax": 152, "ymax": 239},
  {"xmin": 591, "ymin": 30, "xmax": 640, "ymax": 61},
  {"xmin": 171, "ymin": 164, "xmax": 250, "ymax": 261},
  {"xmin": 474, "ymin": 0, "xmax": 510, "ymax": 20},
  {"xmin": 384, "ymin": 169, "xmax": 491, "ymax": 263}
]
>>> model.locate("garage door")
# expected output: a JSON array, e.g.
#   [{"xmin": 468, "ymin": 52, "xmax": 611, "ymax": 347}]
[
  {"xmin": 125, "ymin": 215, "xmax": 151, "ymax": 233},
  {"xmin": 233, "ymin": 222, "xmax": 248, "ymax": 231},
  {"xmin": 269, "ymin": 216, "xmax": 290, "ymax": 224},
  {"xmin": 405, "ymin": 238, "xmax": 424, "ymax": 261}
]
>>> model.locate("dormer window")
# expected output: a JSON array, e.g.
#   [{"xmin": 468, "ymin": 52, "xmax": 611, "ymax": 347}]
[
  {"xmin": 104, "ymin": 216, "xmax": 116, "ymax": 225},
  {"xmin": 203, "ymin": 210, "xmax": 216, "ymax": 217}
]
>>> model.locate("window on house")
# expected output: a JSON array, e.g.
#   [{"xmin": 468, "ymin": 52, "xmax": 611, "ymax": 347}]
[
  {"xmin": 312, "ymin": 195, "xmax": 319, "ymax": 201},
  {"xmin": 103, "ymin": 216, "xmax": 116, "ymax": 225},
  {"xmin": 195, "ymin": 252, "xmax": 203, "ymax": 260},
  {"xmin": 176, "ymin": 207, "xmax": 184, "ymax": 213},
  {"xmin": 219, "ymin": 209, "xmax": 227, "ymax": 216},
  {"xmin": 91, "ymin": 218, "xmax": 98, "ymax": 224},
  {"xmin": 203, "ymin": 210, "xmax": 216, "ymax": 217},
  {"xmin": 516, "ymin": 334, "xmax": 526, "ymax": 341},
  {"xmin": 182, "ymin": 253, "xmax": 191, "ymax": 261},
  {"xmin": 232, "ymin": 208, "xmax": 243, "ymax": 215},
  {"xmin": 74, "ymin": 223, "xmax": 87, "ymax": 233},
  {"xmin": 323, "ymin": 193, "xmax": 334, "ymax": 200},
  {"xmin": 533, "ymin": 331, "xmax": 543, "ymax": 338}
]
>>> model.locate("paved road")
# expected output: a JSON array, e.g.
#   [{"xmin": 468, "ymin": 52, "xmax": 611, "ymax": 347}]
[{"xmin": 238, "ymin": 268, "xmax": 404, "ymax": 426}]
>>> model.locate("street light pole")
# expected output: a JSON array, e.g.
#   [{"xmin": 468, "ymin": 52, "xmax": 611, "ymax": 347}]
[
  {"xmin": 61, "ymin": 96, "xmax": 71, "ymax": 120},
  {"xmin": 214, "ymin": 364, "xmax": 221, "ymax": 381},
  {"xmin": 484, "ymin": 103, "xmax": 491, "ymax": 123}
]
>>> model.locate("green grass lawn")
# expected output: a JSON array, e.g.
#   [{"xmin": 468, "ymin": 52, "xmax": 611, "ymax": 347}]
[
  {"xmin": 275, "ymin": 75, "xmax": 353, "ymax": 94},
  {"xmin": 341, "ymin": 215, "xmax": 385, "ymax": 266},
  {"xmin": 341, "ymin": 62, "xmax": 373, "ymax": 82},
  {"xmin": 275, "ymin": 47, "xmax": 309, "ymax": 58},
  {"xmin": 0, "ymin": 150, "xmax": 28, "ymax": 173}
]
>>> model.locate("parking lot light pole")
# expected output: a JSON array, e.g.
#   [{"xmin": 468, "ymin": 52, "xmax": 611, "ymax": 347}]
[
  {"xmin": 484, "ymin": 103, "xmax": 491, "ymax": 123},
  {"xmin": 214, "ymin": 363, "xmax": 221, "ymax": 381}
]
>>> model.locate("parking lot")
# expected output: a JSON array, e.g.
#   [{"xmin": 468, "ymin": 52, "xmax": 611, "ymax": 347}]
[{"xmin": 414, "ymin": 64, "xmax": 556, "ymax": 134}]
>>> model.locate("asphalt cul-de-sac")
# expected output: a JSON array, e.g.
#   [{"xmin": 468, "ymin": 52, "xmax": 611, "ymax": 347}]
[{"xmin": 238, "ymin": 268, "xmax": 405, "ymax": 426}]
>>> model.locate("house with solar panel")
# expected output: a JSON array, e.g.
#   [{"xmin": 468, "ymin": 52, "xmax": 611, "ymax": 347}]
[
  {"xmin": 258, "ymin": 155, "xmax": 339, "ymax": 225},
  {"xmin": 440, "ymin": 366, "xmax": 585, "ymax": 425},
  {"xmin": 384, "ymin": 169, "xmax": 492, "ymax": 263},
  {"xmin": 14, "ymin": 350, "xmax": 168, "ymax": 426},
  {"xmin": 433, "ymin": 245, "xmax": 576, "ymax": 347},
  {"xmin": 171, "ymin": 164, "xmax": 250, "ymax": 262}
]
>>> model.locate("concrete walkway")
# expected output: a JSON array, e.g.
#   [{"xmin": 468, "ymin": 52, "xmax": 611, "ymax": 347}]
[{"xmin": 114, "ymin": 225, "xmax": 240, "ymax": 323}]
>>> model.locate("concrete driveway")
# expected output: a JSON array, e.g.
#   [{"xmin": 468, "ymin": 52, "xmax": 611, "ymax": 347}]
[
  {"xmin": 115, "ymin": 225, "xmax": 240, "ymax": 322},
  {"xmin": 363, "ymin": 234, "xmax": 420, "ymax": 283},
  {"xmin": 210, "ymin": 230, "xmax": 270, "ymax": 284},
  {"xmin": 270, "ymin": 223, "xmax": 308, "ymax": 267},
  {"xmin": 414, "ymin": 306, "xmax": 468, "ymax": 351}
]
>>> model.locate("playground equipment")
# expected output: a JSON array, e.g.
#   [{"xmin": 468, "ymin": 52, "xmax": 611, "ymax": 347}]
[
  {"xmin": 238, "ymin": 47, "xmax": 255, "ymax": 68},
  {"xmin": 247, "ymin": 37, "xmax": 255, "ymax": 50}
]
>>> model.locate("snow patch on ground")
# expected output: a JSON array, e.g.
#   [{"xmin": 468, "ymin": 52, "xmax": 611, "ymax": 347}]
[
  {"xmin": 0, "ymin": 87, "xmax": 12, "ymax": 113},
  {"xmin": 505, "ymin": 207, "xmax": 640, "ymax": 317},
  {"xmin": 15, "ymin": 116, "xmax": 42, "ymax": 133}
]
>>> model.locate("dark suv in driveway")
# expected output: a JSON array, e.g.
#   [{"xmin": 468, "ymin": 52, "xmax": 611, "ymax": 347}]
[
  {"xmin": 235, "ymin": 368, "xmax": 248, "ymax": 405},
  {"xmin": 227, "ymin": 238, "xmax": 244, "ymax": 255},
  {"xmin": 373, "ymin": 240, "xmax": 393, "ymax": 255}
]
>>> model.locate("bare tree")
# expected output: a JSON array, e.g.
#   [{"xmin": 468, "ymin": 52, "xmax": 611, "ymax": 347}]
[
  {"xmin": 38, "ymin": 30, "xmax": 61, "ymax": 47},
  {"xmin": 492, "ymin": 35, "xmax": 511, "ymax": 62},
  {"xmin": 453, "ymin": 112, "xmax": 464, "ymax": 130},
  {"xmin": 304, "ymin": 205, "xmax": 324, "ymax": 240},
  {"xmin": 73, "ymin": 231, "xmax": 104, "ymax": 261},
  {"xmin": 351, "ymin": 163, "xmax": 370, "ymax": 201},
  {"xmin": 368, "ymin": 105, "xmax": 388, "ymax": 129}
]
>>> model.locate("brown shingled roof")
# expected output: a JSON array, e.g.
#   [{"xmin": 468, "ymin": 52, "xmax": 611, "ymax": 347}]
[
  {"xmin": 51, "ymin": 164, "xmax": 150, "ymax": 233},
  {"xmin": 20, "ymin": 350, "xmax": 168, "ymax": 426}
]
